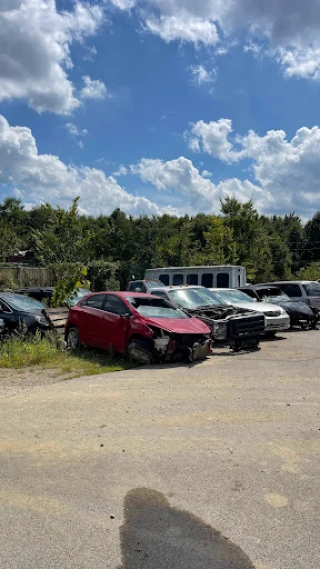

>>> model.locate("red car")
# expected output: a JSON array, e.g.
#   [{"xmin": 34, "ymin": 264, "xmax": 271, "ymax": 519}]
[{"xmin": 65, "ymin": 291, "xmax": 211, "ymax": 364}]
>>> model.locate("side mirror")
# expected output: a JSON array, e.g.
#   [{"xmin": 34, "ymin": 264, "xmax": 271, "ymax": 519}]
[{"xmin": 121, "ymin": 312, "xmax": 132, "ymax": 319}]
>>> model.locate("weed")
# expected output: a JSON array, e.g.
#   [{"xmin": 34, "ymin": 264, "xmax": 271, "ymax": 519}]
[{"xmin": 0, "ymin": 334, "xmax": 134, "ymax": 378}]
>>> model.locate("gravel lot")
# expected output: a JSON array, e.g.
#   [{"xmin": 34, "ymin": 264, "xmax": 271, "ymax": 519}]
[{"xmin": 0, "ymin": 330, "xmax": 319, "ymax": 569}]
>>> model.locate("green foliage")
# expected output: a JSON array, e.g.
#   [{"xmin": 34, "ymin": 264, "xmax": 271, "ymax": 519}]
[
  {"xmin": 51, "ymin": 264, "xmax": 90, "ymax": 307},
  {"xmin": 0, "ymin": 195, "xmax": 319, "ymax": 287},
  {"xmin": 296, "ymin": 262, "xmax": 320, "ymax": 281}
]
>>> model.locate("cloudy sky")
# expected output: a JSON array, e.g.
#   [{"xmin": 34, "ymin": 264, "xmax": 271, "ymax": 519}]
[{"xmin": 1, "ymin": 0, "xmax": 320, "ymax": 219}]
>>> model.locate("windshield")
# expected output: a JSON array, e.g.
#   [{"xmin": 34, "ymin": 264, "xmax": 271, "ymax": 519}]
[
  {"xmin": 260, "ymin": 290, "xmax": 291, "ymax": 303},
  {"xmin": 68, "ymin": 288, "xmax": 91, "ymax": 306},
  {"xmin": 146, "ymin": 280, "xmax": 165, "ymax": 289},
  {"xmin": 215, "ymin": 289, "xmax": 255, "ymax": 304},
  {"xmin": 169, "ymin": 288, "xmax": 225, "ymax": 310},
  {"xmin": 303, "ymin": 282, "xmax": 320, "ymax": 297},
  {"xmin": 5, "ymin": 294, "xmax": 45, "ymax": 311},
  {"xmin": 127, "ymin": 297, "xmax": 189, "ymax": 319}
]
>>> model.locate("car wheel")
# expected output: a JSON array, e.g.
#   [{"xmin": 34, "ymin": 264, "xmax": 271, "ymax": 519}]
[
  {"xmin": 127, "ymin": 339, "xmax": 155, "ymax": 365},
  {"xmin": 265, "ymin": 331, "xmax": 276, "ymax": 338},
  {"xmin": 67, "ymin": 327, "xmax": 81, "ymax": 350}
]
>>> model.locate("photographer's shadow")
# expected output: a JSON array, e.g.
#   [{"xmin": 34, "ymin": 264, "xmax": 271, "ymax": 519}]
[{"xmin": 119, "ymin": 488, "xmax": 255, "ymax": 569}]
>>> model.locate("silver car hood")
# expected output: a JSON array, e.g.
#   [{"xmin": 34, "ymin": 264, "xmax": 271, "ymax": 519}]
[{"xmin": 225, "ymin": 301, "xmax": 284, "ymax": 313}]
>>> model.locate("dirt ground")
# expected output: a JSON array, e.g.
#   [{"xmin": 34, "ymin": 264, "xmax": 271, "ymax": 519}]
[{"xmin": 0, "ymin": 367, "xmax": 71, "ymax": 399}]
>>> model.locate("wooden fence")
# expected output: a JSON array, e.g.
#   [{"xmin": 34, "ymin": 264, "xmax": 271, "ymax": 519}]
[{"xmin": 0, "ymin": 266, "xmax": 52, "ymax": 288}]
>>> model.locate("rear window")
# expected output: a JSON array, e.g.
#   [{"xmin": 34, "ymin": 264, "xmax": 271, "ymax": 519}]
[{"xmin": 303, "ymin": 282, "xmax": 320, "ymax": 297}]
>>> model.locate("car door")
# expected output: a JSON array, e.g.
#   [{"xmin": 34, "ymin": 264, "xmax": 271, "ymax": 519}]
[
  {"xmin": 97, "ymin": 295, "xmax": 132, "ymax": 352},
  {"xmin": 0, "ymin": 299, "xmax": 18, "ymax": 332},
  {"xmin": 280, "ymin": 283, "xmax": 303, "ymax": 303},
  {"xmin": 77, "ymin": 294, "xmax": 107, "ymax": 346}
]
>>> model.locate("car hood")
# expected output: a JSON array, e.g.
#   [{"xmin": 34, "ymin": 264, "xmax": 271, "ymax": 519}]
[
  {"xmin": 141, "ymin": 315, "xmax": 211, "ymax": 335},
  {"xmin": 225, "ymin": 301, "xmax": 283, "ymax": 313},
  {"xmin": 271, "ymin": 300, "xmax": 313, "ymax": 315}
]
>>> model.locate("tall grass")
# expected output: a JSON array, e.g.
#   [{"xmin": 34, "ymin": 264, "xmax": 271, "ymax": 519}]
[{"xmin": 0, "ymin": 334, "xmax": 133, "ymax": 376}]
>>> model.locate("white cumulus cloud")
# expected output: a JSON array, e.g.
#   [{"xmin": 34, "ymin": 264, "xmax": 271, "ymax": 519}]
[
  {"xmin": 110, "ymin": 0, "xmax": 320, "ymax": 80},
  {"xmin": 0, "ymin": 114, "xmax": 175, "ymax": 217},
  {"xmin": 132, "ymin": 156, "xmax": 270, "ymax": 213},
  {"xmin": 0, "ymin": 0, "xmax": 104, "ymax": 114},
  {"xmin": 80, "ymin": 76, "xmax": 109, "ymax": 100},
  {"xmin": 187, "ymin": 118, "xmax": 320, "ymax": 217},
  {"xmin": 189, "ymin": 65, "xmax": 216, "ymax": 86}
]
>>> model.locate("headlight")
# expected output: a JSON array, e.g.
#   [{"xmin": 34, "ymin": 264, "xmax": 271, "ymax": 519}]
[
  {"xmin": 213, "ymin": 321, "xmax": 228, "ymax": 340},
  {"xmin": 35, "ymin": 316, "xmax": 49, "ymax": 326}
]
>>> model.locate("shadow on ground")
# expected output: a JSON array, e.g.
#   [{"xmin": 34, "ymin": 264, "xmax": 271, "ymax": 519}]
[{"xmin": 119, "ymin": 488, "xmax": 256, "ymax": 569}]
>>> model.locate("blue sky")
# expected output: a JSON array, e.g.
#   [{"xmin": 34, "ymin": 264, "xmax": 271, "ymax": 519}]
[{"xmin": 1, "ymin": 0, "xmax": 320, "ymax": 219}]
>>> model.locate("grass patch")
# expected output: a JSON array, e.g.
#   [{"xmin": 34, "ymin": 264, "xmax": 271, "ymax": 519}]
[{"xmin": 0, "ymin": 334, "xmax": 134, "ymax": 377}]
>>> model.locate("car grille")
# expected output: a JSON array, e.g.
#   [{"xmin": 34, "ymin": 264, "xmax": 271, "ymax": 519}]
[
  {"xmin": 228, "ymin": 314, "xmax": 265, "ymax": 339},
  {"xmin": 264, "ymin": 310, "xmax": 281, "ymax": 317}
]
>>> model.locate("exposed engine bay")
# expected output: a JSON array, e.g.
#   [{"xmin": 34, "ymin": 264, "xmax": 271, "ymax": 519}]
[{"xmin": 186, "ymin": 305, "xmax": 265, "ymax": 351}]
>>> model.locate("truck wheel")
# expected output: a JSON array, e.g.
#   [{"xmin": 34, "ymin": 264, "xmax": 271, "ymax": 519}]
[
  {"xmin": 67, "ymin": 327, "xmax": 80, "ymax": 350},
  {"xmin": 127, "ymin": 339, "xmax": 155, "ymax": 365},
  {"xmin": 265, "ymin": 331, "xmax": 276, "ymax": 338}
]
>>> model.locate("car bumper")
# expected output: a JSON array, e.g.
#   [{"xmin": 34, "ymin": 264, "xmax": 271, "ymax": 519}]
[{"xmin": 265, "ymin": 315, "xmax": 290, "ymax": 332}]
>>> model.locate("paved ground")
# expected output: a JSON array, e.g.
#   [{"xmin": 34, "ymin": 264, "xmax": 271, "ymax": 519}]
[{"xmin": 0, "ymin": 330, "xmax": 319, "ymax": 569}]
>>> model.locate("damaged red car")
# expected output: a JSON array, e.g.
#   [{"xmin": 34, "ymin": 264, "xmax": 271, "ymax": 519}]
[{"xmin": 65, "ymin": 291, "xmax": 211, "ymax": 364}]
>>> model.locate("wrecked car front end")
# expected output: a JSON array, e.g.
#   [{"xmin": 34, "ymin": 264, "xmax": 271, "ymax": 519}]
[
  {"xmin": 187, "ymin": 305, "xmax": 265, "ymax": 351},
  {"xmin": 150, "ymin": 326, "xmax": 211, "ymax": 362},
  {"xmin": 126, "ymin": 295, "xmax": 212, "ymax": 363}
]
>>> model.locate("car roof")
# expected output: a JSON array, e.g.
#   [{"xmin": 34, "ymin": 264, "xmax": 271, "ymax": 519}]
[
  {"xmin": 262, "ymin": 280, "xmax": 317, "ymax": 285},
  {"xmin": 151, "ymin": 286, "xmax": 204, "ymax": 292},
  {"xmin": 0, "ymin": 292, "xmax": 44, "ymax": 302},
  {"xmin": 15, "ymin": 287, "xmax": 55, "ymax": 292},
  {"xmin": 85, "ymin": 291, "xmax": 162, "ymax": 300}
]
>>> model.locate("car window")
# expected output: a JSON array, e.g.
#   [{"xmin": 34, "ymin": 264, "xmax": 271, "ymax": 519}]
[
  {"xmin": 216, "ymin": 289, "xmax": 255, "ymax": 303},
  {"xmin": 159, "ymin": 274, "xmax": 170, "ymax": 286},
  {"xmin": 217, "ymin": 273, "xmax": 230, "ymax": 288},
  {"xmin": 240, "ymin": 289, "xmax": 259, "ymax": 300},
  {"xmin": 201, "ymin": 274, "xmax": 213, "ymax": 288},
  {"xmin": 173, "ymin": 274, "xmax": 184, "ymax": 286},
  {"xmin": 82, "ymin": 294, "xmax": 105, "ymax": 310},
  {"xmin": 4, "ymin": 295, "xmax": 45, "ymax": 311},
  {"xmin": 127, "ymin": 296, "xmax": 189, "ymax": 319},
  {"xmin": 169, "ymin": 288, "xmax": 224, "ymax": 309},
  {"xmin": 0, "ymin": 299, "xmax": 11, "ymax": 313},
  {"xmin": 129, "ymin": 281, "xmax": 144, "ymax": 292},
  {"xmin": 151, "ymin": 291, "xmax": 169, "ymax": 300},
  {"xmin": 104, "ymin": 295, "xmax": 129, "ymax": 316},
  {"xmin": 303, "ymin": 282, "xmax": 320, "ymax": 297},
  {"xmin": 187, "ymin": 274, "xmax": 198, "ymax": 285},
  {"xmin": 280, "ymin": 283, "xmax": 302, "ymax": 297}
]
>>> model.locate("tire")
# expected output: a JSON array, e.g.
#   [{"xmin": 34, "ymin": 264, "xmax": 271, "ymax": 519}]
[
  {"xmin": 67, "ymin": 326, "xmax": 81, "ymax": 350},
  {"xmin": 127, "ymin": 339, "xmax": 155, "ymax": 365},
  {"xmin": 265, "ymin": 331, "xmax": 276, "ymax": 338}
]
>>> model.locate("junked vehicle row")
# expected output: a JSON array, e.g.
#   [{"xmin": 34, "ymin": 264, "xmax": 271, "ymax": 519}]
[{"xmin": 1, "ymin": 269, "xmax": 319, "ymax": 366}]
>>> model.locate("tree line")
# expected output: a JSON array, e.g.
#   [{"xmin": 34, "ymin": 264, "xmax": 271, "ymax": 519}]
[{"xmin": 0, "ymin": 196, "xmax": 320, "ymax": 290}]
